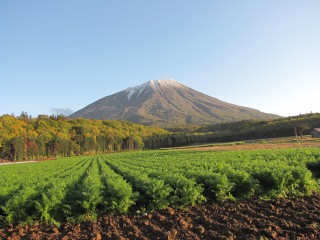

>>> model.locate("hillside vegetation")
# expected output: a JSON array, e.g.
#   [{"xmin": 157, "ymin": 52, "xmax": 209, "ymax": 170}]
[
  {"xmin": 0, "ymin": 113, "xmax": 167, "ymax": 161},
  {"xmin": 1, "ymin": 113, "xmax": 319, "ymax": 160},
  {"xmin": 144, "ymin": 113, "xmax": 320, "ymax": 149}
]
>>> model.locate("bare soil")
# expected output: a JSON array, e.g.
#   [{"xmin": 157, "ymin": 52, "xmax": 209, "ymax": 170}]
[
  {"xmin": 1, "ymin": 194, "xmax": 320, "ymax": 239},
  {"xmin": 0, "ymin": 161, "xmax": 37, "ymax": 166},
  {"xmin": 185, "ymin": 138, "xmax": 320, "ymax": 152},
  {"xmin": 0, "ymin": 157, "xmax": 56, "ymax": 166}
]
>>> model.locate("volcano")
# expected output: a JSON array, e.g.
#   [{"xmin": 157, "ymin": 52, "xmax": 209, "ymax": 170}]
[{"xmin": 69, "ymin": 79, "xmax": 278, "ymax": 126}]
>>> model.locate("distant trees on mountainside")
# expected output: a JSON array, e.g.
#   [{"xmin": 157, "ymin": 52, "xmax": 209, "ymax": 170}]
[
  {"xmin": 144, "ymin": 113, "xmax": 320, "ymax": 149},
  {"xmin": 196, "ymin": 113, "xmax": 320, "ymax": 141},
  {"xmin": 1, "ymin": 112, "xmax": 319, "ymax": 160},
  {"xmin": 0, "ymin": 113, "xmax": 168, "ymax": 161}
]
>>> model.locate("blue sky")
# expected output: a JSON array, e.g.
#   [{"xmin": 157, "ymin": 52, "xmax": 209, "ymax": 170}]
[{"xmin": 1, "ymin": 1, "xmax": 319, "ymax": 118}]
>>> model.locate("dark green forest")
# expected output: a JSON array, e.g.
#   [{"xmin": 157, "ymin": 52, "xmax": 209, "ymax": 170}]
[{"xmin": 144, "ymin": 113, "xmax": 320, "ymax": 149}]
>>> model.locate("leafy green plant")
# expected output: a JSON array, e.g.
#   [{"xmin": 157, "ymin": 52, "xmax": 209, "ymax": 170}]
[{"xmin": 0, "ymin": 148, "xmax": 320, "ymax": 227}]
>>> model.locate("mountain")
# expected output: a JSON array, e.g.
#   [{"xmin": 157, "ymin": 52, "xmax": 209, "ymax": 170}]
[{"xmin": 69, "ymin": 79, "xmax": 279, "ymax": 126}]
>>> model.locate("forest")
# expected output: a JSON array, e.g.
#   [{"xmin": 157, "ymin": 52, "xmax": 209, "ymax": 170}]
[
  {"xmin": 1, "ymin": 112, "xmax": 320, "ymax": 160},
  {"xmin": 144, "ymin": 113, "xmax": 320, "ymax": 149},
  {"xmin": 0, "ymin": 113, "xmax": 167, "ymax": 161}
]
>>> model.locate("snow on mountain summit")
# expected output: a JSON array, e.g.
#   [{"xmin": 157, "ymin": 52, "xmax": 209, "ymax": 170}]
[
  {"xmin": 126, "ymin": 79, "xmax": 182, "ymax": 100},
  {"xmin": 125, "ymin": 82, "xmax": 149, "ymax": 100},
  {"xmin": 150, "ymin": 79, "xmax": 182, "ymax": 88}
]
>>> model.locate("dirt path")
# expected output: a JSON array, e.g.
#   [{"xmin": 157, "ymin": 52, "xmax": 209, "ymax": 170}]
[
  {"xmin": 0, "ymin": 161, "xmax": 37, "ymax": 166},
  {"xmin": 1, "ymin": 194, "xmax": 320, "ymax": 239},
  {"xmin": 0, "ymin": 157, "xmax": 56, "ymax": 166}
]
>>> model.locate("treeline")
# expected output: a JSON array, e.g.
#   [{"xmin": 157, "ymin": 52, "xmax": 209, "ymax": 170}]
[
  {"xmin": 0, "ymin": 113, "xmax": 168, "ymax": 161},
  {"xmin": 197, "ymin": 113, "xmax": 320, "ymax": 142},
  {"xmin": 144, "ymin": 113, "xmax": 320, "ymax": 149},
  {"xmin": 1, "ymin": 112, "xmax": 319, "ymax": 160}
]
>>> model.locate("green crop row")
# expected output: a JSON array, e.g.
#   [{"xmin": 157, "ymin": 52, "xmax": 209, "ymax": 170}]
[
  {"xmin": 0, "ymin": 148, "xmax": 319, "ymax": 227},
  {"xmin": 113, "ymin": 148, "xmax": 320, "ymax": 200}
]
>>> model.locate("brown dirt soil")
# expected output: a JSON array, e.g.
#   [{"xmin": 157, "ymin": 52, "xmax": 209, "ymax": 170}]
[
  {"xmin": 1, "ymin": 194, "xmax": 320, "ymax": 240},
  {"xmin": 0, "ymin": 157, "xmax": 56, "ymax": 165},
  {"xmin": 187, "ymin": 139, "xmax": 320, "ymax": 151}
]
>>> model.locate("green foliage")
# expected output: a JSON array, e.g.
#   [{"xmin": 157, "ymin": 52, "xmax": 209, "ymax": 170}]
[
  {"xmin": 0, "ymin": 157, "xmax": 91, "ymax": 226},
  {"xmin": 227, "ymin": 170, "xmax": 259, "ymax": 199},
  {"xmin": 79, "ymin": 160, "xmax": 103, "ymax": 220},
  {"xmin": 104, "ymin": 158, "xmax": 173, "ymax": 210},
  {"xmin": 0, "ymin": 148, "xmax": 319, "ymax": 227},
  {"xmin": 0, "ymin": 115, "xmax": 168, "ymax": 160},
  {"xmin": 145, "ymin": 113, "xmax": 320, "ymax": 149},
  {"xmin": 195, "ymin": 113, "xmax": 320, "ymax": 143},
  {"xmin": 97, "ymin": 156, "xmax": 137, "ymax": 213},
  {"xmin": 205, "ymin": 173, "xmax": 235, "ymax": 202},
  {"xmin": 147, "ymin": 172, "xmax": 206, "ymax": 208}
]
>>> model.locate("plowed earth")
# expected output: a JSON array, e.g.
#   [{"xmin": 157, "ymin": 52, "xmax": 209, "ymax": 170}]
[
  {"xmin": 1, "ymin": 194, "xmax": 320, "ymax": 240},
  {"xmin": 185, "ymin": 139, "xmax": 320, "ymax": 151}
]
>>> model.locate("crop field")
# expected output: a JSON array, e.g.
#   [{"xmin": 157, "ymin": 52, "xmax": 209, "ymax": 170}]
[{"xmin": 1, "ymin": 148, "xmax": 320, "ymax": 230}]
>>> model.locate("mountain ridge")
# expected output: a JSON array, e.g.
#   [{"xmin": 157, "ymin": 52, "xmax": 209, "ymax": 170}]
[{"xmin": 69, "ymin": 79, "xmax": 279, "ymax": 126}]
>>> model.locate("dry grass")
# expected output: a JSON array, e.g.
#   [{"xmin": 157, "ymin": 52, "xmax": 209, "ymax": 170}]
[{"xmin": 169, "ymin": 136, "xmax": 320, "ymax": 151}]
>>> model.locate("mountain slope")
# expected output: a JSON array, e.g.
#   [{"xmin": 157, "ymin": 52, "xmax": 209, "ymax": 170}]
[{"xmin": 70, "ymin": 79, "xmax": 279, "ymax": 126}]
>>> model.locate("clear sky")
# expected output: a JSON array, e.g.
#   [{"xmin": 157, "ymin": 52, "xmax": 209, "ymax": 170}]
[{"xmin": 1, "ymin": 1, "xmax": 319, "ymax": 118}]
